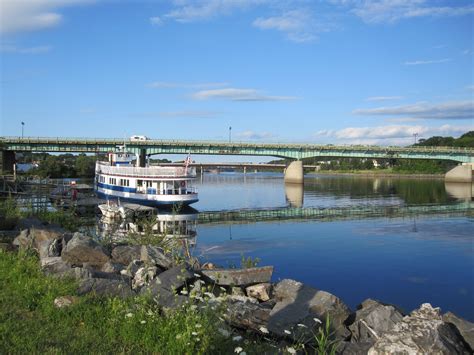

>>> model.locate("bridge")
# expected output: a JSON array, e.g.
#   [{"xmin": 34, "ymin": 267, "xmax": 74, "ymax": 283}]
[{"xmin": 1, "ymin": 136, "xmax": 473, "ymax": 182}]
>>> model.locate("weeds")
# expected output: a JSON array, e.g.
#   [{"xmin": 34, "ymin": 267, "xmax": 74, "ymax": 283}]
[
  {"xmin": 240, "ymin": 253, "xmax": 260, "ymax": 269},
  {"xmin": 313, "ymin": 316, "xmax": 339, "ymax": 355}
]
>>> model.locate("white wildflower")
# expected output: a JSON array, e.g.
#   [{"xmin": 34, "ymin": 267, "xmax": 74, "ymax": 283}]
[
  {"xmin": 195, "ymin": 324, "xmax": 202, "ymax": 328},
  {"xmin": 125, "ymin": 313, "xmax": 133, "ymax": 318},
  {"xmin": 313, "ymin": 318, "xmax": 322, "ymax": 324},
  {"xmin": 180, "ymin": 289, "xmax": 188, "ymax": 295},
  {"xmin": 176, "ymin": 334, "xmax": 182, "ymax": 339},
  {"xmin": 284, "ymin": 329, "xmax": 291, "ymax": 335},
  {"xmin": 234, "ymin": 347, "xmax": 243, "ymax": 354},
  {"xmin": 259, "ymin": 326, "xmax": 269, "ymax": 334},
  {"xmin": 219, "ymin": 287, "xmax": 226, "ymax": 292},
  {"xmin": 196, "ymin": 337, "xmax": 200, "ymax": 342},
  {"xmin": 194, "ymin": 273, "xmax": 201, "ymax": 278},
  {"xmin": 140, "ymin": 320, "xmax": 146, "ymax": 324},
  {"xmin": 190, "ymin": 305, "xmax": 198, "ymax": 310},
  {"xmin": 232, "ymin": 335, "xmax": 243, "ymax": 342},
  {"xmin": 297, "ymin": 323, "xmax": 307, "ymax": 328},
  {"xmin": 192, "ymin": 331, "xmax": 198, "ymax": 336},
  {"xmin": 204, "ymin": 292, "xmax": 214, "ymax": 297},
  {"xmin": 287, "ymin": 347, "xmax": 296, "ymax": 354}
]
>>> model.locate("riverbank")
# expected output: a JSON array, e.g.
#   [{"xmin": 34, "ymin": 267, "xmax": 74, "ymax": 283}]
[
  {"xmin": 311, "ymin": 170, "xmax": 445, "ymax": 179},
  {"xmin": 1, "ymin": 213, "xmax": 473, "ymax": 354}
]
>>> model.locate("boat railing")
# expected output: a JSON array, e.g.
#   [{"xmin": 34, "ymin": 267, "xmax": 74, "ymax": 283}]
[{"xmin": 96, "ymin": 162, "xmax": 196, "ymax": 178}]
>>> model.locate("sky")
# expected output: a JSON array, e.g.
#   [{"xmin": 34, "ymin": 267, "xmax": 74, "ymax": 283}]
[{"xmin": 1, "ymin": 0, "xmax": 473, "ymax": 150}]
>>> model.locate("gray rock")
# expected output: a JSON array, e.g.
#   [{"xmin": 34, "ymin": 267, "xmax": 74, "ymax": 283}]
[
  {"xmin": 231, "ymin": 287, "xmax": 245, "ymax": 296},
  {"xmin": 268, "ymin": 279, "xmax": 351, "ymax": 341},
  {"xmin": 337, "ymin": 341, "xmax": 373, "ymax": 355},
  {"xmin": 246, "ymin": 283, "xmax": 272, "ymax": 302},
  {"xmin": 77, "ymin": 278, "xmax": 134, "ymax": 298},
  {"xmin": 141, "ymin": 245, "xmax": 172, "ymax": 268},
  {"xmin": 15, "ymin": 217, "xmax": 44, "ymax": 230},
  {"xmin": 13, "ymin": 229, "xmax": 32, "ymax": 249},
  {"xmin": 132, "ymin": 266, "xmax": 159, "ymax": 290},
  {"xmin": 151, "ymin": 288, "xmax": 188, "ymax": 310},
  {"xmin": 348, "ymin": 299, "xmax": 404, "ymax": 344},
  {"xmin": 443, "ymin": 311, "xmax": 474, "ymax": 350},
  {"xmin": 201, "ymin": 266, "xmax": 273, "ymax": 286},
  {"xmin": 41, "ymin": 257, "xmax": 73, "ymax": 276},
  {"xmin": 111, "ymin": 245, "xmax": 141, "ymax": 265},
  {"xmin": 101, "ymin": 261, "xmax": 124, "ymax": 274},
  {"xmin": 368, "ymin": 303, "xmax": 472, "ymax": 354},
  {"xmin": 61, "ymin": 232, "xmax": 110, "ymax": 267},
  {"xmin": 121, "ymin": 260, "xmax": 144, "ymax": 278},
  {"xmin": 0, "ymin": 230, "xmax": 19, "ymax": 243},
  {"xmin": 29, "ymin": 225, "xmax": 65, "ymax": 249},
  {"xmin": 147, "ymin": 265, "xmax": 194, "ymax": 293},
  {"xmin": 53, "ymin": 295, "xmax": 79, "ymax": 308},
  {"xmin": 37, "ymin": 238, "xmax": 61, "ymax": 259},
  {"xmin": 224, "ymin": 299, "xmax": 272, "ymax": 332}
]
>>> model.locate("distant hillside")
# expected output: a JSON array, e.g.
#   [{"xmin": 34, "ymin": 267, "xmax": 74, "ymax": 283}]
[{"xmin": 415, "ymin": 131, "xmax": 474, "ymax": 148}]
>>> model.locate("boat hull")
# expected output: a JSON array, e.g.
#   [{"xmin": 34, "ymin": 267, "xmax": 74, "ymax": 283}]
[{"xmin": 96, "ymin": 190, "xmax": 199, "ymax": 207}]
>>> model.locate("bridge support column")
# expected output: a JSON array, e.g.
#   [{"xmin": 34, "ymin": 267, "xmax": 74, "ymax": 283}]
[
  {"xmin": 284, "ymin": 160, "xmax": 304, "ymax": 184},
  {"xmin": 0, "ymin": 151, "xmax": 15, "ymax": 175},
  {"xmin": 445, "ymin": 163, "xmax": 473, "ymax": 183},
  {"xmin": 243, "ymin": 167, "xmax": 247, "ymax": 174},
  {"xmin": 138, "ymin": 149, "xmax": 147, "ymax": 168}
]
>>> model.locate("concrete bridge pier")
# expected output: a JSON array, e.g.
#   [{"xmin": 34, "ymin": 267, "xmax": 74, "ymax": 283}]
[
  {"xmin": 0, "ymin": 150, "xmax": 15, "ymax": 174},
  {"xmin": 137, "ymin": 149, "xmax": 147, "ymax": 168},
  {"xmin": 445, "ymin": 163, "xmax": 473, "ymax": 183},
  {"xmin": 284, "ymin": 160, "xmax": 304, "ymax": 184}
]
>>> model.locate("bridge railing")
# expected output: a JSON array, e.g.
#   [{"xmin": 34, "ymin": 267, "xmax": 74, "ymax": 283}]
[
  {"xmin": 96, "ymin": 162, "xmax": 196, "ymax": 178},
  {"xmin": 2, "ymin": 136, "xmax": 473, "ymax": 154}
]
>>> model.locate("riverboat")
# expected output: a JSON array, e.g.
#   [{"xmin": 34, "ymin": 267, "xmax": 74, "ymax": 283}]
[{"xmin": 95, "ymin": 149, "xmax": 198, "ymax": 206}]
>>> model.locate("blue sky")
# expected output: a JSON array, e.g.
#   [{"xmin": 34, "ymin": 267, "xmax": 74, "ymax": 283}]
[{"xmin": 1, "ymin": 0, "xmax": 473, "ymax": 148}]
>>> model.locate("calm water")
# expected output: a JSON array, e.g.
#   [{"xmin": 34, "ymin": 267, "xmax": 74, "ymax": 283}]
[{"xmin": 190, "ymin": 173, "xmax": 473, "ymax": 321}]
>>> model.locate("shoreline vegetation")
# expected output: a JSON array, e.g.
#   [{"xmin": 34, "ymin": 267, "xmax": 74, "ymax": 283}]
[
  {"xmin": 310, "ymin": 170, "xmax": 445, "ymax": 178},
  {"xmin": 1, "ymin": 200, "xmax": 473, "ymax": 354}
]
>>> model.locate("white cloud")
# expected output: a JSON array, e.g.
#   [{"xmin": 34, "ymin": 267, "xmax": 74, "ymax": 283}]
[
  {"xmin": 366, "ymin": 96, "xmax": 403, "ymax": 102},
  {"xmin": 192, "ymin": 88, "xmax": 297, "ymax": 101},
  {"xmin": 466, "ymin": 85, "xmax": 474, "ymax": 91},
  {"xmin": 150, "ymin": 16, "xmax": 163, "ymax": 26},
  {"xmin": 353, "ymin": 100, "xmax": 473, "ymax": 120},
  {"xmin": 148, "ymin": 81, "xmax": 228, "ymax": 89},
  {"xmin": 164, "ymin": 0, "xmax": 269, "ymax": 23},
  {"xmin": 342, "ymin": 0, "xmax": 474, "ymax": 24},
  {"xmin": 236, "ymin": 130, "xmax": 275, "ymax": 140},
  {"xmin": 0, "ymin": 0, "xmax": 93, "ymax": 35},
  {"xmin": 0, "ymin": 43, "xmax": 51, "ymax": 54},
  {"xmin": 314, "ymin": 124, "xmax": 473, "ymax": 145},
  {"xmin": 253, "ymin": 9, "xmax": 323, "ymax": 43},
  {"xmin": 404, "ymin": 58, "xmax": 451, "ymax": 65}
]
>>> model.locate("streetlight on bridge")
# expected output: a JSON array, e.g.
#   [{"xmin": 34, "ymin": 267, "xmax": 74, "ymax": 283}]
[
  {"xmin": 229, "ymin": 126, "xmax": 232, "ymax": 143},
  {"xmin": 21, "ymin": 122, "xmax": 25, "ymax": 138}
]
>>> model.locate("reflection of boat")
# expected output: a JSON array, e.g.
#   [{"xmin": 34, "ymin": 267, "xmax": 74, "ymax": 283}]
[
  {"xmin": 95, "ymin": 147, "xmax": 198, "ymax": 206},
  {"xmin": 98, "ymin": 200, "xmax": 133, "ymax": 219}
]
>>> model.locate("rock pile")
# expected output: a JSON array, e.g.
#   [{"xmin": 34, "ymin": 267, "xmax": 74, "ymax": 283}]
[{"xmin": 4, "ymin": 218, "xmax": 473, "ymax": 354}]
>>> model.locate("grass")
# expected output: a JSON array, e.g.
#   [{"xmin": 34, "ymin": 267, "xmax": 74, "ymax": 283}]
[{"xmin": 0, "ymin": 250, "xmax": 242, "ymax": 354}]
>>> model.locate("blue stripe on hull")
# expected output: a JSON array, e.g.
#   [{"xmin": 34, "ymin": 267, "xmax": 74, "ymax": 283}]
[
  {"xmin": 95, "ymin": 191, "xmax": 199, "ymax": 207},
  {"xmin": 97, "ymin": 182, "xmax": 136, "ymax": 193}
]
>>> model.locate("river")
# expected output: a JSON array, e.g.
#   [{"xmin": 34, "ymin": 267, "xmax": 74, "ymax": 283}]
[{"xmin": 189, "ymin": 173, "xmax": 473, "ymax": 321}]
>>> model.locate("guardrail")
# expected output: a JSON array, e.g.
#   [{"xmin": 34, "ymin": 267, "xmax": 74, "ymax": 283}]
[{"xmin": 96, "ymin": 162, "xmax": 196, "ymax": 178}]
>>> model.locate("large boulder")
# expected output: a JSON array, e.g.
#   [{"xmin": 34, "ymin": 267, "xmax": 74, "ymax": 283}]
[
  {"xmin": 41, "ymin": 257, "xmax": 73, "ymax": 276},
  {"xmin": 443, "ymin": 312, "xmax": 474, "ymax": 350},
  {"xmin": 144, "ymin": 265, "xmax": 194, "ymax": 293},
  {"xmin": 268, "ymin": 279, "xmax": 351, "ymax": 341},
  {"xmin": 201, "ymin": 266, "xmax": 273, "ymax": 286},
  {"xmin": 246, "ymin": 283, "xmax": 272, "ymax": 302},
  {"xmin": 348, "ymin": 299, "xmax": 404, "ymax": 343},
  {"xmin": 224, "ymin": 298, "xmax": 272, "ymax": 332},
  {"xmin": 61, "ymin": 233, "xmax": 110, "ymax": 267},
  {"xmin": 29, "ymin": 225, "xmax": 65, "ymax": 249},
  {"xmin": 77, "ymin": 278, "xmax": 134, "ymax": 298},
  {"xmin": 37, "ymin": 238, "xmax": 61, "ymax": 259},
  {"xmin": 13, "ymin": 229, "xmax": 32, "ymax": 249},
  {"xmin": 140, "ymin": 245, "xmax": 172, "ymax": 269},
  {"xmin": 368, "ymin": 303, "xmax": 472, "ymax": 354},
  {"xmin": 132, "ymin": 265, "xmax": 159, "ymax": 290},
  {"xmin": 111, "ymin": 245, "xmax": 141, "ymax": 265}
]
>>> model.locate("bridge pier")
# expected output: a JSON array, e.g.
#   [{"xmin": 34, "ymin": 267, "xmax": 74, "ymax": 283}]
[
  {"xmin": 284, "ymin": 160, "xmax": 304, "ymax": 184},
  {"xmin": 445, "ymin": 163, "xmax": 473, "ymax": 183},
  {"xmin": 137, "ymin": 149, "xmax": 147, "ymax": 168},
  {"xmin": 0, "ymin": 150, "xmax": 15, "ymax": 175}
]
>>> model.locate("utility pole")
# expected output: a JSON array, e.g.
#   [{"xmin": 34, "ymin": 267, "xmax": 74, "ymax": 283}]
[
  {"xmin": 229, "ymin": 126, "xmax": 232, "ymax": 143},
  {"xmin": 413, "ymin": 132, "xmax": 418, "ymax": 145},
  {"xmin": 21, "ymin": 122, "xmax": 25, "ymax": 138}
]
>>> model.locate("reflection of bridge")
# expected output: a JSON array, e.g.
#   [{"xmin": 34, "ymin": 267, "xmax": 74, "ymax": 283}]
[
  {"xmin": 160, "ymin": 162, "xmax": 318, "ymax": 173},
  {"xmin": 1, "ymin": 137, "xmax": 473, "ymax": 182},
  {"xmin": 197, "ymin": 202, "xmax": 473, "ymax": 224}
]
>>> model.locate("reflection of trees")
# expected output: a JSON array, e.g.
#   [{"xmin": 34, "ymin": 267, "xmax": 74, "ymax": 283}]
[{"xmin": 303, "ymin": 177, "xmax": 451, "ymax": 205}]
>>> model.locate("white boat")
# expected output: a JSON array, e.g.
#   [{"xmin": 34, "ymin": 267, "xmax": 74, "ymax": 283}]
[
  {"xmin": 95, "ymin": 148, "xmax": 198, "ymax": 206},
  {"xmin": 98, "ymin": 200, "xmax": 133, "ymax": 219}
]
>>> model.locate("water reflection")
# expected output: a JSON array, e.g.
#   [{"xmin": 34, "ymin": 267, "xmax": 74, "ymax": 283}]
[
  {"xmin": 445, "ymin": 182, "xmax": 473, "ymax": 201},
  {"xmin": 284, "ymin": 183, "xmax": 304, "ymax": 208},
  {"xmin": 98, "ymin": 208, "xmax": 198, "ymax": 248}
]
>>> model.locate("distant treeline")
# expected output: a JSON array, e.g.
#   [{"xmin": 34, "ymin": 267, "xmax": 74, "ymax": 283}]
[
  {"xmin": 18, "ymin": 153, "xmax": 171, "ymax": 178},
  {"xmin": 269, "ymin": 131, "xmax": 474, "ymax": 174}
]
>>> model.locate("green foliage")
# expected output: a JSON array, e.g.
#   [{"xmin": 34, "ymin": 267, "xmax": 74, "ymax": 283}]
[
  {"xmin": 0, "ymin": 251, "xmax": 236, "ymax": 354},
  {"xmin": 0, "ymin": 196, "xmax": 21, "ymax": 219},
  {"xmin": 415, "ymin": 131, "xmax": 474, "ymax": 148},
  {"xmin": 313, "ymin": 316, "xmax": 339, "ymax": 355},
  {"xmin": 74, "ymin": 154, "xmax": 96, "ymax": 177},
  {"xmin": 240, "ymin": 254, "xmax": 260, "ymax": 269}
]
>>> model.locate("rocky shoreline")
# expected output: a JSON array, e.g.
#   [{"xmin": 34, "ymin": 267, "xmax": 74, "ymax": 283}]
[{"xmin": 1, "ymin": 218, "xmax": 473, "ymax": 354}]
